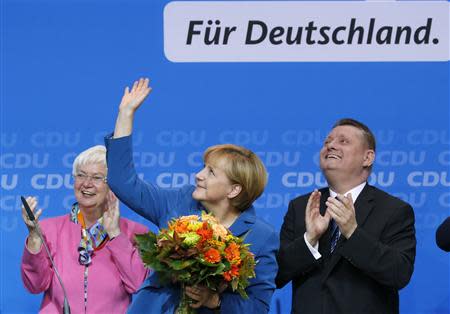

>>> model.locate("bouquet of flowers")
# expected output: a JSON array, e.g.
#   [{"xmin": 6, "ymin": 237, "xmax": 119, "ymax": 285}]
[{"xmin": 135, "ymin": 212, "xmax": 256, "ymax": 314}]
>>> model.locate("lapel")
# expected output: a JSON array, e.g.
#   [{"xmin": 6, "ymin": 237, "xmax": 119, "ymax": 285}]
[
  {"xmin": 353, "ymin": 184, "xmax": 375, "ymax": 227},
  {"xmin": 318, "ymin": 188, "xmax": 331, "ymax": 256},
  {"xmin": 322, "ymin": 183, "xmax": 375, "ymax": 281}
]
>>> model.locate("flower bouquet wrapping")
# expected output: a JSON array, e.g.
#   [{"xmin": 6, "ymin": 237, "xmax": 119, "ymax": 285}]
[{"xmin": 135, "ymin": 212, "xmax": 256, "ymax": 314}]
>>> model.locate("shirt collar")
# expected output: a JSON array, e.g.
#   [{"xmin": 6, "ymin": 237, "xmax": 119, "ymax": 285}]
[{"xmin": 329, "ymin": 181, "xmax": 366, "ymax": 204}]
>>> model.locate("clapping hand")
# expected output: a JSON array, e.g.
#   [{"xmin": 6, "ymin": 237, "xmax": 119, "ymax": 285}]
[
  {"xmin": 326, "ymin": 194, "xmax": 357, "ymax": 239},
  {"xmin": 305, "ymin": 190, "xmax": 331, "ymax": 246},
  {"xmin": 102, "ymin": 191, "xmax": 121, "ymax": 238}
]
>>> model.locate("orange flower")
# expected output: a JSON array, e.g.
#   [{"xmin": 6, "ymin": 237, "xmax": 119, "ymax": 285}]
[
  {"xmin": 196, "ymin": 222, "xmax": 213, "ymax": 242},
  {"xmin": 223, "ymin": 264, "xmax": 240, "ymax": 281},
  {"xmin": 204, "ymin": 248, "xmax": 221, "ymax": 263},
  {"xmin": 171, "ymin": 221, "xmax": 189, "ymax": 234},
  {"xmin": 225, "ymin": 242, "xmax": 241, "ymax": 264}
]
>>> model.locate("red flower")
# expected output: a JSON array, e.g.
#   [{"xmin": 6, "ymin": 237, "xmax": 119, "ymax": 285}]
[
  {"xmin": 204, "ymin": 248, "xmax": 221, "ymax": 263},
  {"xmin": 223, "ymin": 264, "xmax": 240, "ymax": 281},
  {"xmin": 196, "ymin": 221, "xmax": 213, "ymax": 242}
]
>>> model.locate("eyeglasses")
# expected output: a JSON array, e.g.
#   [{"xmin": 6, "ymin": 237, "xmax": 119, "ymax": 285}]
[{"xmin": 73, "ymin": 173, "xmax": 107, "ymax": 184}]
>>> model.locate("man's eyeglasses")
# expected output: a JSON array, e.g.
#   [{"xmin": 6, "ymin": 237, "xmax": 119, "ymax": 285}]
[{"xmin": 73, "ymin": 173, "xmax": 107, "ymax": 184}]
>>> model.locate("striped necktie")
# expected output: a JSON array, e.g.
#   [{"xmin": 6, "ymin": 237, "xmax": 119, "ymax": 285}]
[{"xmin": 330, "ymin": 219, "xmax": 340, "ymax": 253}]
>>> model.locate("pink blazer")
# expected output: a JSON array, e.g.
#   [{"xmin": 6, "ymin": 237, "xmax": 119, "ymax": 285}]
[{"xmin": 21, "ymin": 215, "xmax": 149, "ymax": 314}]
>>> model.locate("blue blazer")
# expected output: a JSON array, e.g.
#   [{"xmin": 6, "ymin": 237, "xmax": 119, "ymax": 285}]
[{"xmin": 105, "ymin": 135, "xmax": 279, "ymax": 314}]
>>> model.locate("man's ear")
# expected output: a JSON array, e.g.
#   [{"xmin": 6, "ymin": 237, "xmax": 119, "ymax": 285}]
[
  {"xmin": 363, "ymin": 149, "xmax": 375, "ymax": 168},
  {"xmin": 228, "ymin": 184, "xmax": 242, "ymax": 199}
]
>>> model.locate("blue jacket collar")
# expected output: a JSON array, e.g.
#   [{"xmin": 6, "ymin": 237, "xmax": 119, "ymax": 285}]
[{"xmin": 229, "ymin": 206, "xmax": 256, "ymax": 237}]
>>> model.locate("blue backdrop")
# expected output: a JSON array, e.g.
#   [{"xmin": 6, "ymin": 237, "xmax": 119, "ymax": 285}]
[{"xmin": 1, "ymin": 0, "xmax": 449, "ymax": 313}]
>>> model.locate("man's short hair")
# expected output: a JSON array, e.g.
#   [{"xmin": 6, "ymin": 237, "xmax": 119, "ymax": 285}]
[{"xmin": 333, "ymin": 118, "xmax": 376, "ymax": 152}]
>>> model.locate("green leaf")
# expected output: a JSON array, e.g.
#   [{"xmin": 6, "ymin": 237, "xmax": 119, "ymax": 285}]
[
  {"xmin": 194, "ymin": 262, "xmax": 226, "ymax": 284},
  {"xmin": 135, "ymin": 232, "xmax": 157, "ymax": 252},
  {"xmin": 213, "ymin": 263, "xmax": 226, "ymax": 275},
  {"xmin": 197, "ymin": 257, "xmax": 221, "ymax": 267},
  {"xmin": 170, "ymin": 259, "xmax": 196, "ymax": 270},
  {"xmin": 231, "ymin": 278, "xmax": 238, "ymax": 291}
]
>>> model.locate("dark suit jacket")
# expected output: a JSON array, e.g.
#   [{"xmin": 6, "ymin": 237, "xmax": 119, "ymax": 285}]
[
  {"xmin": 276, "ymin": 184, "xmax": 416, "ymax": 314},
  {"xmin": 436, "ymin": 217, "xmax": 450, "ymax": 252}
]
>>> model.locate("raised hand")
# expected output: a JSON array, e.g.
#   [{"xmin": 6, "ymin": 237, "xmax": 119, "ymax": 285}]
[
  {"xmin": 118, "ymin": 78, "xmax": 152, "ymax": 115},
  {"xmin": 21, "ymin": 197, "xmax": 42, "ymax": 233},
  {"xmin": 305, "ymin": 190, "xmax": 331, "ymax": 246},
  {"xmin": 102, "ymin": 191, "xmax": 121, "ymax": 238},
  {"xmin": 114, "ymin": 77, "xmax": 152, "ymax": 138},
  {"xmin": 21, "ymin": 196, "xmax": 43, "ymax": 253},
  {"xmin": 326, "ymin": 194, "xmax": 357, "ymax": 239}
]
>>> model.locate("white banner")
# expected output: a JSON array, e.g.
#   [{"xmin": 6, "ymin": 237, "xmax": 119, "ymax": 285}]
[{"xmin": 164, "ymin": 1, "xmax": 449, "ymax": 62}]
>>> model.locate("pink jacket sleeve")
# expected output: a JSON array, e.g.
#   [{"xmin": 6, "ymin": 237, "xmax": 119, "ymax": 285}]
[
  {"xmin": 21, "ymin": 236, "xmax": 54, "ymax": 294},
  {"xmin": 105, "ymin": 219, "xmax": 149, "ymax": 293}
]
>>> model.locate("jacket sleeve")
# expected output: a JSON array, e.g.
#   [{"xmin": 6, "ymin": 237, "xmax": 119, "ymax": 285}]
[
  {"xmin": 220, "ymin": 230, "xmax": 278, "ymax": 313},
  {"xmin": 339, "ymin": 202, "xmax": 416, "ymax": 289},
  {"xmin": 436, "ymin": 217, "xmax": 450, "ymax": 252},
  {"xmin": 276, "ymin": 199, "xmax": 320, "ymax": 288},
  {"xmin": 21, "ymin": 224, "xmax": 54, "ymax": 294},
  {"xmin": 105, "ymin": 134, "xmax": 180, "ymax": 227},
  {"xmin": 106, "ymin": 220, "xmax": 150, "ymax": 293}
]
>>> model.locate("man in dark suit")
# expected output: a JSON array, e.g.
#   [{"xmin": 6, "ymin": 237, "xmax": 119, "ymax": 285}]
[
  {"xmin": 436, "ymin": 217, "xmax": 450, "ymax": 252},
  {"xmin": 276, "ymin": 118, "xmax": 416, "ymax": 314}
]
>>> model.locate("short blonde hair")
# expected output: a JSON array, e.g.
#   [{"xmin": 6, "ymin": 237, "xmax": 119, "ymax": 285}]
[
  {"xmin": 72, "ymin": 145, "xmax": 107, "ymax": 175},
  {"xmin": 204, "ymin": 144, "xmax": 267, "ymax": 212}
]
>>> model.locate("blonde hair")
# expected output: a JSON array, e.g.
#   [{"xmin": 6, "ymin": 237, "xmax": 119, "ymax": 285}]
[
  {"xmin": 72, "ymin": 145, "xmax": 107, "ymax": 175},
  {"xmin": 204, "ymin": 144, "xmax": 267, "ymax": 212}
]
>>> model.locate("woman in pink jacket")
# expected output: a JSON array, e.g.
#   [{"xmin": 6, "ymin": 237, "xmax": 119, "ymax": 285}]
[{"xmin": 21, "ymin": 145, "xmax": 149, "ymax": 314}]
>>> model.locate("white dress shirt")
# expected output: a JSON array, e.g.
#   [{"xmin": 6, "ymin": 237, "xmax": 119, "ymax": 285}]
[{"xmin": 305, "ymin": 182, "xmax": 366, "ymax": 259}]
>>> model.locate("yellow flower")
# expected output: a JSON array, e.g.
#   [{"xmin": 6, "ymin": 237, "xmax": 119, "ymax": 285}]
[
  {"xmin": 206, "ymin": 239, "xmax": 226, "ymax": 250},
  {"xmin": 225, "ymin": 234, "xmax": 235, "ymax": 242},
  {"xmin": 187, "ymin": 221, "xmax": 203, "ymax": 232}
]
